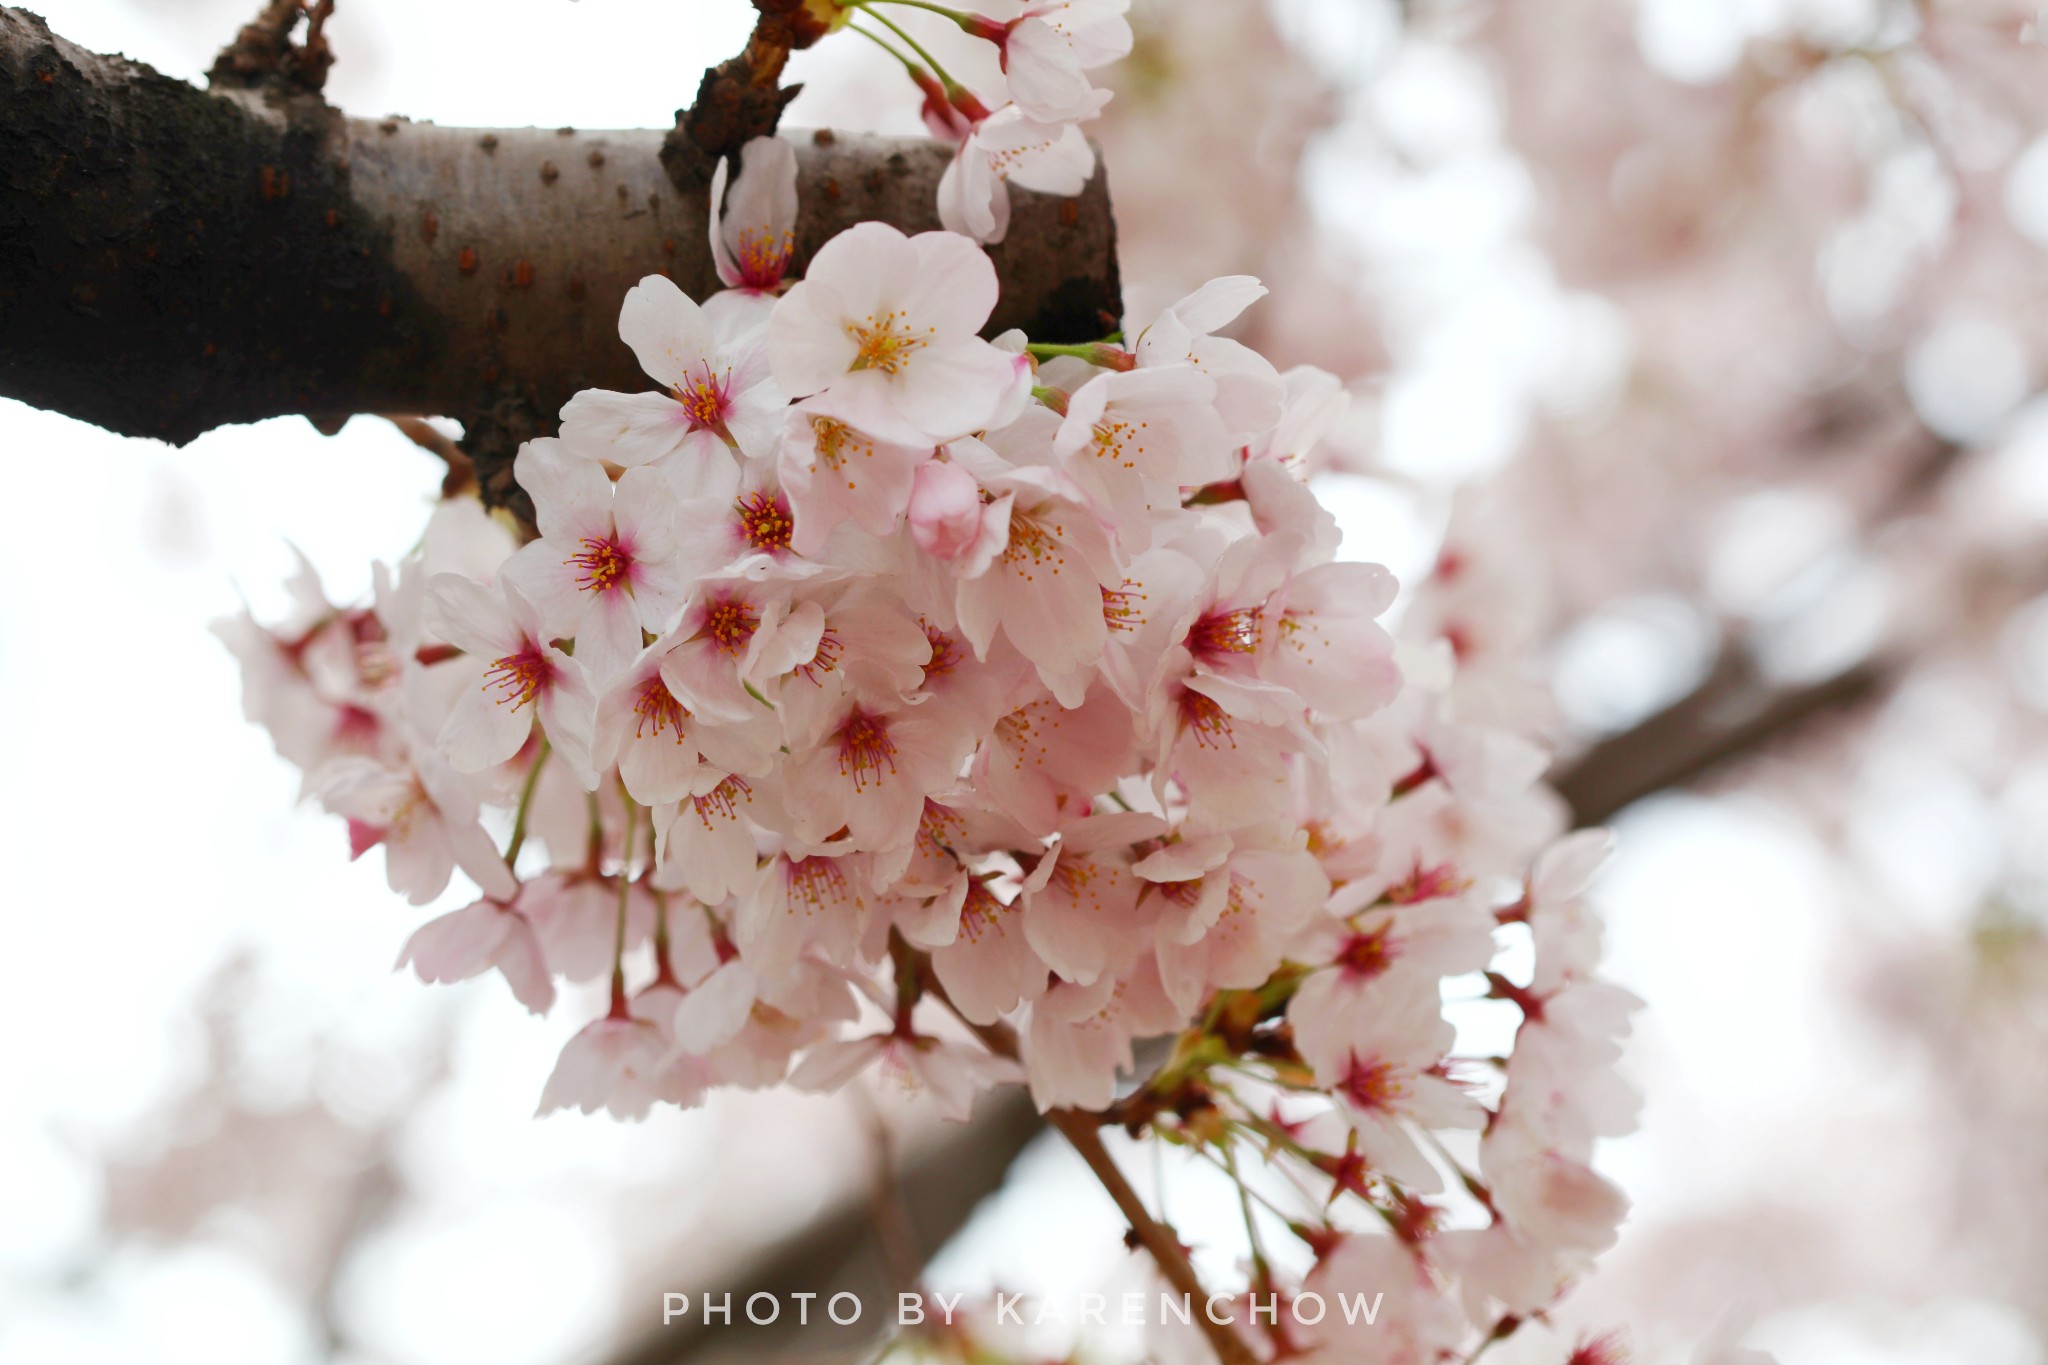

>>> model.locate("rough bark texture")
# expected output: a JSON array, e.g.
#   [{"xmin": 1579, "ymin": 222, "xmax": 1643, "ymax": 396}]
[{"xmin": 0, "ymin": 7, "xmax": 1121, "ymax": 509}]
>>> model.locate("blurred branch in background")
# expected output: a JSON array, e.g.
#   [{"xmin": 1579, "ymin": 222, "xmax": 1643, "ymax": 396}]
[{"xmin": 610, "ymin": 1091, "xmax": 1042, "ymax": 1365}]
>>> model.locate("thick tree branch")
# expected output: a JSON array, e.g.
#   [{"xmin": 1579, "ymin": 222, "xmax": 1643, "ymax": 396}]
[
  {"xmin": 0, "ymin": 7, "xmax": 1121, "ymax": 509},
  {"xmin": 610, "ymin": 1088, "xmax": 1044, "ymax": 1365},
  {"xmin": 1552, "ymin": 650, "xmax": 1891, "ymax": 827}
]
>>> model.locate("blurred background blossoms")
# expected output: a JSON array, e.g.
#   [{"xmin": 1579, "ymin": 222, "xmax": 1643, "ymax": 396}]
[{"xmin": 3, "ymin": 1, "xmax": 2047, "ymax": 1363}]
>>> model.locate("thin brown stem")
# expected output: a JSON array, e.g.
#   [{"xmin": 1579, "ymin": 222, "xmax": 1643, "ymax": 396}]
[
  {"xmin": 381, "ymin": 415, "xmax": 478, "ymax": 498},
  {"xmin": 1047, "ymin": 1110, "xmax": 1259, "ymax": 1365},
  {"xmin": 931, "ymin": 991, "xmax": 1257, "ymax": 1365}
]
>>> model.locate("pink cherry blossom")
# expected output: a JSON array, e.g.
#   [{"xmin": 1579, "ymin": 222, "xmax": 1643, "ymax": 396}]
[
  {"xmin": 426, "ymin": 574, "xmax": 596, "ymax": 785},
  {"xmin": 937, "ymin": 106, "xmax": 1098, "ymax": 245},
  {"xmin": 500, "ymin": 440, "xmax": 690, "ymax": 686},
  {"xmin": 558, "ymin": 274, "xmax": 781, "ymax": 493},
  {"xmin": 769, "ymin": 222, "xmax": 1024, "ymax": 441},
  {"xmin": 709, "ymin": 135, "xmax": 798, "ymax": 295}
]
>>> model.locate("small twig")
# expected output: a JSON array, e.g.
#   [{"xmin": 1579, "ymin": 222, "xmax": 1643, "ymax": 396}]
[
  {"xmin": 381, "ymin": 414, "xmax": 477, "ymax": 498},
  {"xmin": 859, "ymin": 1093, "xmax": 923, "ymax": 1302},
  {"xmin": 930, "ymin": 997, "xmax": 1258, "ymax": 1365},
  {"xmin": 209, "ymin": 0, "xmax": 335, "ymax": 94},
  {"xmin": 1049, "ymin": 1110, "xmax": 1259, "ymax": 1365},
  {"xmin": 660, "ymin": 1, "xmax": 823, "ymax": 191}
]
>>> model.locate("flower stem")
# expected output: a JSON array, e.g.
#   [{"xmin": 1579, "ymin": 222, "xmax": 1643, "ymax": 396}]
[
  {"xmin": 922, "ymin": 982, "xmax": 1258, "ymax": 1365},
  {"xmin": 853, "ymin": 0, "xmax": 989, "ymax": 33},
  {"xmin": 504, "ymin": 737, "xmax": 551, "ymax": 871},
  {"xmin": 1026, "ymin": 340, "xmax": 1137, "ymax": 371},
  {"xmin": 609, "ymin": 793, "xmax": 637, "ymax": 1016},
  {"xmin": 1048, "ymin": 1110, "xmax": 1260, "ymax": 1365},
  {"xmin": 845, "ymin": 18, "xmax": 923, "ymax": 75},
  {"xmin": 852, "ymin": 4, "xmax": 966, "ymax": 94}
]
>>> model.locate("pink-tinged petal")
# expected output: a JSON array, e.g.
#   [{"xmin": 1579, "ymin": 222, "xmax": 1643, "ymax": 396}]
[
  {"xmin": 426, "ymin": 573, "xmax": 518, "ymax": 659},
  {"xmin": 536, "ymin": 653, "xmax": 600, "ymax": 787},
  {"xmin": 494, "ymin": 917, "xmax": 558, "ymax": 1015},
  {"xmin": 709, "ymin": 151, "xmax": 739, "ymax": 287},
  {"xmin": 704, "ymin": 287, "xmax": 776, "ymax": 344},
  {"xmin": 660, "ymin": 636, "xmax": 759, "ymax": 723},
  {"xmin": 903, "ymin": 230, "xmax": 1000, "ymax": 338},
  {"xmin": 439, "ymin": 676, "xmax": 535, "ymax": 772},
  {"xmin": 1004, "ymin": 17, "xmax": 1105, "ymax": 122},
  {"xmin": 1163, "ymin": 275, "xmax": 1268, "ymax": 336},
  {"xmin": 937, "ymin": 143, "xmax": 1007, "ymax": 244},
  {"xmin": 766, "ymin": 281, "xmax": 859, "ymax": 398},
  {"xmin": 717, "ymin": 135, "xmax": 798, "ymax": 286},
  {"xmin": 670, "ymin": 960, "xmax": 758, "ymax": 1053},
  {"xmin": 498, "ymin": 540, "xmax": 588, "ymax": 641},
  {"xmin": 611, "ymin": 465, "xmax": 678, "ymax": 561},
  {"xmin": 931, "ymin": 883, "xmax": 1046, "ymax": 1024},
  {"xmin": 892, "ymin": 339, "xmax": 1018, "ymax": 440},
  {"xmin": 515, "ymin": 439, "xmax": 615, "ymax": 545},
  {"xmin": 381, "ymin": 824, "xmax": 454, "ymax": 906},
  {"xmin": 789, "ymin": 1035, "xmax": 887, "ymax": 1093},
  {"xmin": 447, "ymin": 813, "xmax": 519, "ymax": 901},
  {"xmin": 619, "ymin": 274, "xmax": 715, "ymax": 389},
  {"xmin": 396, "ymin": 899, "xmax": 511, "ymax": 983},
  {"xmin": 656, "ymin": 436, "xmax": 745, "ymax": 504},
  {"xmin": 723, "ymin": 384, "xmax": 788, "ymax": 462},
  {"xmin": 621, "ymin": 726, "xmax": 702, "ymax": 806},
  {"xmin": 574, "ymin": 582, "xmax": 646, "ymax": 690},
  {"xmin": 559, "ymin": 389, "xmax": 693, "ymax": 469},
  {"xmin": 1001, "ymin": 118, "xmax": 1096, "ymax": 197},
  {"xmin": 629, "ymin": 559, "xmax": 693, "ymax": 638},
  {"xmin": 811, "ymin": 220, "xmax": 921, "ymax": 328}
]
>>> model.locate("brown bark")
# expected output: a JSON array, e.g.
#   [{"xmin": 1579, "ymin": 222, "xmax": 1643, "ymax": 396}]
[{"xmin": 0, "ymin": 7, "xmax": 1121, "ymax": 509}]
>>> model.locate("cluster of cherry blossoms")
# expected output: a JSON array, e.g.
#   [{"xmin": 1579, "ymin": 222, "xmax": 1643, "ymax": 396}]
[
  {"xmin": 222, "ymin": 131, "xmax": 1644, "ymax": 1359},
  {"xmin": 804, "ymin": 0, "xmax": 1128, "ymax": 243}
]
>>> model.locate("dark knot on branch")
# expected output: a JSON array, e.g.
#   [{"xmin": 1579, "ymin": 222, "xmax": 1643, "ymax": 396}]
[{"xmin": 660, "ymin": 0, "xmax": 832, "ymax": 191}]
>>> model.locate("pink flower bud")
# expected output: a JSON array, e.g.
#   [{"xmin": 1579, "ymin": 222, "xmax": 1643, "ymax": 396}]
[{"xmin": 908, "ymin": 460, "xmax": 984, "ymax": 560}]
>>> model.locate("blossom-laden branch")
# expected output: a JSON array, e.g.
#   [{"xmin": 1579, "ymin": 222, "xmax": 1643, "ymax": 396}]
[
  {"xmin": 224, "ymin": 119, "xmax": 1648, "ymax": 1363},
  {"xmin": 0, "ymin": 6, "xmax": 1119, "ymax": 515}
]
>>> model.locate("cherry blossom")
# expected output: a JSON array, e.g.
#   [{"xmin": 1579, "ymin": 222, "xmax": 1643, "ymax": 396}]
[
  {"xmin": 989, "ymin": 0, "xmax": 1131, "ymax": 124},
  {"xmin": 224, "ymin": 193, "xmax": 1648, "ymax": 1362},
  {"xmin": 709, "ymin": 135, "xmax": 798, "ymax": 297},
  {"xmin": 558, "ymin": 274, "xmax": 780, "ymax": 494},
  {"xmin": 425, "ymin": 574, "xmax": 596, "ymax": 785},
  {"xmin": 768, "ymin": 222, "xmax": 1024, "ymax": 441},
  {"xmin": 936, "ymin": 105, "xmax": 1097, "ymax": 245}
]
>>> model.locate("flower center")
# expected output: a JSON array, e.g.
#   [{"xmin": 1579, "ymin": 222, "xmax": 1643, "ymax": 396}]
[
  {"xmin": 1177, "ymin": 689, "xmax": 1235, "ymax": 749},
  {"xmin": 795, "ymin": 628, "xmax": 844, "ymax": 687},
  {"xmin": 734, "ymin": 491, "xmax": 794, "ymax": 553},
  {"xmin": 1188, "ymin": 605, "xmax": 1262, "ymax": 659},
  {"xmin": 919, "ymin": 622, "xmax": 959, "ymax": 681},
  {"xmin": 482, "ymin": 645, "xmax": 552, "ymax": 711},
  {"xmin": 1337, "ymin": 925, "xmax": 1395, "ymax": 979},
  {"xmin": 1384, "ymin": 860, "xmax": 1468, "ymax": 905},
  {"xmin": 1101, "ymin": 581, "xmax": 1147, "ymax": 634},
  {"xmin": 810, "ymin": 416, "xmax": 877, "ymax": 489},
  {"xmin": 960, "ymin": 879, "xmax": 1010, "ymax": 943},
  {"xmin": 846, "ymin": 310, "xmax": 931, "ymax": 376},
  {"xmin": 691, "ymin": 775, "xmax": 752, "ymax": 827},
  {"xmin": 734, "ymin": 227, "xmax": 792, "ymax": 290},
  {"xmin": 673, "ymin": 367, "xmax": 732, "ymax": 433},
  {"xmin": 633, "ymin": 676, "xmax": 691, "ymax": 741},
  {"xmin": 1340, "ymin": 1053, "xmax": 1410, "ymax": 1113},
  {"xmin": 703, "ymin": 597, "xmax": 760, "ymax": 655},
  {"xmin": 1002, "ymin": 513, "xmax": 1067, "ymax": 573},
  {"xmin": 835, "ymin": 709, "xmax": 898, "ymax": 791},
  {"xmin": 566, "ymin": 536, "xmax": 632, "ymax": 594},
  {"xmin": 787, "ymin": 855, "xmax": 850, "ymax": 913},
  {"xmin": 1090, "ymin": 417, "xmax": 1147, "ymax": 470}
]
